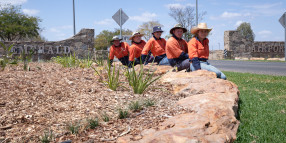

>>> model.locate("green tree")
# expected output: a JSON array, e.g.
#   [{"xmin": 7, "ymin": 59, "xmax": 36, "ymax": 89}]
[
  {"xmin": 236, "ymin": 22, "xmax": 255, "ymax": 42},
  {"xmin": 169, "ymin": 6, "xmax": 206, "ymax": 41},
  {"xmin": 137, "ymin": 21, "xmax": 163, "ymax": 41},
  {"xmin": 94, "ymin": 29, "xmax": 132, "ymax": 50},
  {"xmin": 0, "ymin": 4, "xmax": 41, "ymax": 41}
]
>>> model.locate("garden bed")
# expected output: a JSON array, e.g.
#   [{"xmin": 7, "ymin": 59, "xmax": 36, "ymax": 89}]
[{"xmin": 0, "ymin": 62, "xmax": 191, "ymax": 142}]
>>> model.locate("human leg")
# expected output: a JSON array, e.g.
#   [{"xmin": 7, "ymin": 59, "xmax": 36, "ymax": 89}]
[
  {"xmin": 200, "ymin": 61, "xmax": 226, "ymax": 80},
  {"xmin": 158, "ymin": 56, "xmax": 170, "ymax": 65}
]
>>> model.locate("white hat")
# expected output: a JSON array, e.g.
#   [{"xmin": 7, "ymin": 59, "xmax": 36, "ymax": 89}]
[{"xmin": 190, "ymin": 23, "xmax": 212, "ymax": 34}]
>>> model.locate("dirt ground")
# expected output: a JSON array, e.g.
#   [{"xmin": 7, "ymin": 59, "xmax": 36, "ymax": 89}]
[{"xmin": 0, "ymin": 62, "xmax": 191, "ymax": 143}]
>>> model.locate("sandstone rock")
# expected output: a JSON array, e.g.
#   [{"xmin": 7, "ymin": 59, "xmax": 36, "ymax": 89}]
[{"xmin": 119, "ymin": 68, "xmax": 240, "ymax": 143}]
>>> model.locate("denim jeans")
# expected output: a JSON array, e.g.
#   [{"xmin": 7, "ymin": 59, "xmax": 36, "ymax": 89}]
[
  {"xmin": 190, "ymin": 61, "xmax": 226, "ymax": 80},
  {"xmin": 158, "ymin": 56, "xmax": 170, "ymax": 65}
]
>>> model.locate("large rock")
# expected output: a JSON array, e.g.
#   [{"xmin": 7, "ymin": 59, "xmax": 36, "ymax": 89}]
[{"xmin": 118, "ymin": 69, "xmax": 240, "ymax": 143}]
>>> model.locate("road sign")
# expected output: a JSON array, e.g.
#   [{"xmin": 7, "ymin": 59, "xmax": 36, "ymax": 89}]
[
  {"xmin": 279, "ymin": 12, "xmax": 286, "ymax": 61},
  {"xmin": 112, "ymin": 9, "xmax": 129, "ymax": 26},
  {"xmin": 279, "ymin": 12, "xmax": 286, "ymax": 28}
]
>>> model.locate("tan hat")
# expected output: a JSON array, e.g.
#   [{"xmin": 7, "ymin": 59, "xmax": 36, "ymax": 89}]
[
  {"xmin": 170, "ymin": 23, "xmax": 187, "ymax": 34},
  {"xmin": 190, "ymin": 23, "xmax": 212, "ymax": 34},
  {"xmin": 129, "ymin": 31, "xmax": 144, "ymax": 40},
  {"xmin": 111, "ymin": 36, "xmax": 122, "ymax": 42}
]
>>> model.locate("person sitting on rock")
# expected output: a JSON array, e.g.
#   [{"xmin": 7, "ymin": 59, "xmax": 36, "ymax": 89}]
[
  {"xmin": 166, "ymin": 23, "xmax": 190, "ymax": 71},
  {"xmin": 109, "ymin": 36, "xmax": 130, "ymax": 66},
  {"xmin": 188, "ymin": 23, "xmax": 226, "ymax": 79},
  {"xmin": 141, "ymin": 26, "xmax": 170, "ymax": 65},
  {"xmin": 128, "ymin": 31, "xmax": 146, "ymax": 67}
]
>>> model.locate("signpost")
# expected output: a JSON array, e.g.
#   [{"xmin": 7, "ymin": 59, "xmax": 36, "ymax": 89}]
[
  {"xmin": 279, "ymin": 12, "xmax": 286, "ymax": 61},
  {"xmin": 112, "ymin": 9, "xmax": 129, "ymax": 39}
]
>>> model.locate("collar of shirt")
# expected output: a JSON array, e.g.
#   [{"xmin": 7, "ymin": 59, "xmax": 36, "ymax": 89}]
[
  {"xmin": 195, "ymin": 37, "xmax": 207, "ymax": 43},
  {"xmin": 132, "ymin": 40, "xmax": 142, "ymax": 44},
  {"xmin": 153, "ymin": 35, "xmax": 161, "ymax": 40},
  {"xmin": 172, "ymin": 34, "xmax": 182, "ymax": 40},
  {"xmin": 114, "ymin": 43, "xmax": 122, "ymax": 48}
]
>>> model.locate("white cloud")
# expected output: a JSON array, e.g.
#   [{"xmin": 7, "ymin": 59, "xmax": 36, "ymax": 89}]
[
  {"xmin": 22, "ymin": 9, "xmax": 39, "ymax": 16},
  {"xmin": 94, "ymin": 19, "xmax": 113, "ymax": 25},
  {"xmin": 0, "ymin": 0, "xmax": 27, "ymax": 5},
  {"xmin": 221, "ymin": 12, "xmax": 241, "ymax": 18},
  {"xmin": 130, "ymin": 12, "xmax": 157, "ymax": 22},
  {"xmin": 258, "ymin": 30, "xmax": 272, "ymax": 38},
  {"xmin": 165, "ymin": 3, "xmax": 195, "ymax": 9},
  {"xmin": 235, "ymin": 21, "xmax": 244, "ymax": 27}
]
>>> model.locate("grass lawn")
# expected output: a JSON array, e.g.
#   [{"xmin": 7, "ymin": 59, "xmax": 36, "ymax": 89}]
[{"xmin": 224, "ymin": 71, "xmax": 286, "ymax": 142}]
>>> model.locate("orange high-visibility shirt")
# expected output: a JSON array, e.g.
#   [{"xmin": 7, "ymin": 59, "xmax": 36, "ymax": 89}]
[
  {"xmin": 142, "ymin": 37, "xmax": 166, "ymax": 56},
  {"xmin": 188, "ymin": 37, "xmax": 209, "ymax": 60},
  {"xmin": 129, "ymin": 40, "xmax": 146, "ymax": 61},
  {"xmin": 109, "ymin": 42, "xmax": 129, "ymax": 60},
  {"xmin": 166, "ymin": 37, "xmax": 188, "ymax": 59}
]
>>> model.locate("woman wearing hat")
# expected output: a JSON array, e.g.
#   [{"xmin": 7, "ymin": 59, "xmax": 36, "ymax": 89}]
[
  {"xmin": 141, "ymin": 26, "xmax": 170, "ymax": 65},
  {"xmin": 128, "ymin": 31, "xmax": 146, "ymax": 67},
  {"xmin": 166, "ymin": 23, "xmax": 190, "ymax": 71},
  {"xmin": 109, "ymin": 36, "xmax": 130, "ymax": 66},
  {"xmin": 188, "ymin": 23, "xmax": 226, "ymax": 79}
]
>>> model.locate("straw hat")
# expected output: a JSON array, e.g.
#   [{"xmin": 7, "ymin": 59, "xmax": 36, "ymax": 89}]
[
  {"xmin": 190, "ymin": 23, "xmax": 212, "ymax": 34},
  {"xmin": 129, "ymin": 31, "xmax": 144, "ymax": 40},
  {"xmin": 110, "ymin": 36, "xmax": 122, "ymax": 42},
  {"xmin": 170, "ymin": 23, "xmax": 187, "ymax": 34}
]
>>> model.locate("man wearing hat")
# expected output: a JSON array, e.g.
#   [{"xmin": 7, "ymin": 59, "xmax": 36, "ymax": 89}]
[
  {"xmin": 166, "ymin": 23, "xmax": 190, "ymax": 71},
  {"xmin": 128, "ymin": 31, "xmax": 146, "ymax": 67},
  {"xmin": 188, "ymin": 23, "xmax": 226, "ymax": 79},
  {"xmin": 141, "ymin": 26, "xmax": 170, "ymax": 65},
  {"xmin": 109, "ymin": 36, "xmax": 130, "ymax": 66}
]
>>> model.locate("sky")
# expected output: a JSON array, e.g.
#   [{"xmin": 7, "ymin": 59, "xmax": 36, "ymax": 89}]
[{"xmin": 1, "ymin": 0, "xmax": 286, "ymax": 50}]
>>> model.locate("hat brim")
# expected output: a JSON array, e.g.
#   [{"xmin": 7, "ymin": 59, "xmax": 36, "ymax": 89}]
[
  {"xmin": 191, "ymin": 27, "xmax": 212, "ymax": 34},
  {"xmin": 129, "ymin": 34, "xmax": 144, "ymax": 40},
  {"xmin": 170, "ymin": 27, "xmax": 187, "ymax": 34},
  {"xmin": 152, "ymin": 30, "xmax": 164, "ymax": 34},
  {"xmin": 111, "ymin": 39, "xmax": 122, "ymax": 42}
]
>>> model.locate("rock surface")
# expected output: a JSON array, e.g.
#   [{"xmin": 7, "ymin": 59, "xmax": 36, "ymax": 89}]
[{"xmin": 117, "ymin": 69, "xmax": 240, "ymax": 143}]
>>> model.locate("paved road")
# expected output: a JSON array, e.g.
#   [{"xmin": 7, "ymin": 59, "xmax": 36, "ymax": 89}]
[{"xmin": 208, "ymin": 60, "xmax": 286, "ymax": 76}]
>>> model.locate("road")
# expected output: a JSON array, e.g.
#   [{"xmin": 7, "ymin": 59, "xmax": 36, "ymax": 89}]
[{"xmin": 208, "ymin": 60, "xmax": 286, "ymax": 76}]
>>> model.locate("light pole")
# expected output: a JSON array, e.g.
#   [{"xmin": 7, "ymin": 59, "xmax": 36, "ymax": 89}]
[
  {"xmin": 73, "ymin": 0, "xmax": 76, "ymax": 35},
  {"xmin": 196, "ymin": 0, "xmax": 198, "ymax": 26}
]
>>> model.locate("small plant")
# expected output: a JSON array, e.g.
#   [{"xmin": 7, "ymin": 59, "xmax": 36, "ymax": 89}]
[
  {"xmin": 144, "ymin": 98, "xmax": 156, "ymax": 107},
  {"xmin": 0, "ymin": 42, "xmax": 17, "ymax": 71},
  {"xmin": 129, "ymin": 100, "xmax": 143, "ymax": 112},
  {"xmin": 94, "ymin": 54, "xmax": 105, "ymax": 66},
  {"xmin": 87, "ymin": 117, "xmax": 99, "ymax": 129},
  {"xmin": 125, "ymin": 63, "xmax": 161, "ymax": 94},
  {"xmin": 118, "ymin": 108, "xmax": 129, "ymax": 119},
  {"xmin": 39, "ymin": 129, "xmax": 53, "ymax": 143},
  {"xmin": 101, "ymin": 112, "xmax": 110, "ymax": 122},
  {"xmin": 20, "ymin": 49, "xmax": 35, "ymax": 71},
  {"xmin": 66, "ymin": 122, "xmax": 80, "ymax": 134},
  {"xmin": 92, "ymin": 59, "xmax": 120, "ymax": 91},
  {"xmin": 79, "ymin": 53, "xmax": 93, "ymax": 68},
  {"xmin": 52, "ymin": 53, "xmax": 80, "ymax": 67}
]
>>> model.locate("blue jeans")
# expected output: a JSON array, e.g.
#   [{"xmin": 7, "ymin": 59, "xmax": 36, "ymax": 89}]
[
  {"xmin": 158, "ymin": 56, "xmax": 170, "ymax": 65},
  {"xmin": 191, "ymin": 61, "xmax": 226, "ymax": 80}
]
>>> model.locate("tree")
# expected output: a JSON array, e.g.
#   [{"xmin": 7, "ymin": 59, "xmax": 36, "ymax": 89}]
[
  {"xmin": 137, "ymin": 21, "xmax": 163, "ymax": 41},
  {"xmin": 94, "ymin": 29, "xmax": 132, "ymax": 50},
  {"xmin": 0, "ymin": 4, "xmax": 41, "ymax": 41},
  {"xmin": 169, "ymin": 6, "xmax": 206, "ymax": 41},
  {"xmin": 236, "ymin": 22, "xmax": 255, "ymax": 42}
]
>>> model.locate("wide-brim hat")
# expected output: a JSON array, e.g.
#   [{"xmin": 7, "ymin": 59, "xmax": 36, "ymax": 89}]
[
  {"xmin": 170, "ymin": 23, "xmax": 187, "ymax": 34},
  {"xmin": 191, "ymin": 23, "xmax": 212, "ymax": 34},
  {"xmin": 111, "ymin": 36, "xmax": 122, "ymax": 42},
  {"xmin": 129, "ymin": 31, "xmax": 144, "ymax": 40},
  {"xmin": 152, "ymin": 26, "xmax": 164, "ymax": 34}
]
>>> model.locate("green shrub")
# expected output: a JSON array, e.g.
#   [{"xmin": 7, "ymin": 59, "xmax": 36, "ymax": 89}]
[
  {"xmin": 87, "ymin": 117, "xmax": 99, "ymax": 129},
  {"xmin": 101, "ymin": 112, "xmax": 110, "ymax": 122},
  {"xmin": 66, "ymin": 122, "xmax": 80, "ymax": 134},
  {"xmin": 19, "ymin": 49, "xmax": 34, "ymax": 71},
  {"xmin": 125, "ymin": 63, "xmax": 161, "ymax": 94},
  {"xmin": 39, "ymin": 129, "xmax": 53, "ymax": 143},
  {"xmin": 118, "ymin": 108, "xmax": 129, "ymax": 119},
  {"xmin": 52, "ymin": 53, "xmax": 79, "ymax": 67},
  {"xmin": 144, "ymin": 98, "xmax": 156, "ymax": 107},
  {"xmin": 0, "ymin": 42, "xmax": 17, "ymax": 71},
  {"xmin": 129, "ymin": 100, "xmax": 143, "ymax": 112}
]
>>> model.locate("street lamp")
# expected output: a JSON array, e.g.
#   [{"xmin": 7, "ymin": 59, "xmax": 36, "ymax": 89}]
[
  {"xmin": 73, "ymin": 0, "xmax": 76, "ymax": 35},
  {"xmin": 196, "ymin": 0, "xmax": 198, "ymax": 26}
]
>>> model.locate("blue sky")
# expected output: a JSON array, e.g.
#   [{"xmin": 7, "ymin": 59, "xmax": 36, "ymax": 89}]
[{"xmin": 1, "ymin": 0, "xmax": 286, "ymax": 50}]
